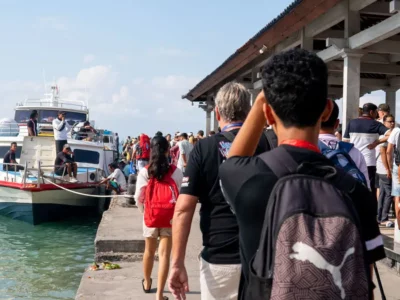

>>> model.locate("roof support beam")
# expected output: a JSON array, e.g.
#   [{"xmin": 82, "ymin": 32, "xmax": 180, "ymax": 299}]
[
  {"xmin": 304, "ymin": 1, "xmax": 347, "ymax": 38},
  {"xmin": 350, "ymin": 0, "xmax": 377, "ymax": 12},
  {"xmin": 390, "ymin": 77, "xmax": 400, "ymax": 87},
  {"xmin": 349, "ymin": 13, "xmax": 400, "ymax": 49},
  {"xmin": 328, "ymin": 76, "xmax": 389, "ymax": 88},
  {"xmin": 366, "ymin": 40, "xmax": 400, "ymax": 54},
  {"xmin": 328, "ymin": 61, "xmax": 400, "ymax": 75},
  {"xmin": 360, "ymin": 1, "xmax": 391, "ymax": 15},
  {"xmin": 317, "ymin": 46, "xmax": 344, "ymax": 62}
]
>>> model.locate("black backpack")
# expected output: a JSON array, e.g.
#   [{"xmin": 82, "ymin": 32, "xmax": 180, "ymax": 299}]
[{"xmin": 246, "ymin": 147, "xmax": 371, "ymax": 300}]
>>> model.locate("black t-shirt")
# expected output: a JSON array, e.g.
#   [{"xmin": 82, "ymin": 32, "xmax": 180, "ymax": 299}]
[
  {"xmin": 27, "ymin": 119, "xmax": 38, "ymax": 136},
  {"xmin": 54, "ymin": 151, "xmax": 74, "ymax": 168},
  {"xmin": 180, "ymin": 129, "xmax": 268, "ymax": 264},
  {"xmin": 219, "ymin": 145, "xmax": 386, "ymax": 299},
  {"xmin": 3, "ymin": 150, "xmax": 15, "ymax": 164}
]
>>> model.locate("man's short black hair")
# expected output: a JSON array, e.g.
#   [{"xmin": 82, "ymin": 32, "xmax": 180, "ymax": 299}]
[
  {"xmin": 362, "ymin": 103, "xmax": 378, "ymax": 114},
  {"xmin": 321, "ymin": 101, "xmax": 339, "ymax": 129},
  {"xmin": 197, "ymin": 130, "xmax": 204, "ymax": 137},
  {"xmin": 155, "ymin": 131, "xmax": 163, "ymax": 137},
  {"xmin": 108, "ymin": 162, "xmax": 118, "ymax": 169},
  {"xmin": 180, "ymin": 133, "xmax": 188, "ymax": 139},
  {"xmin": 261, "ymin": 48, "xmax": 328, "ymax": 128},
  {"xmin": 10, "ymin": 142, "xmax": 17, "ymax": 147}
]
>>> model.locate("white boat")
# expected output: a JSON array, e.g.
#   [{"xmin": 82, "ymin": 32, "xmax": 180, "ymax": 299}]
[{"xmin": 0, "ymin": 86, "xmax": 117, "ymax": 224}]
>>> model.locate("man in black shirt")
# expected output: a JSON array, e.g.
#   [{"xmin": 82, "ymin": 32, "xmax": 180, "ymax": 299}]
[
  {"xmin": 54, "ymin": 144, "xmax": 78, "ymax": 182},
  {"xmin": 3, "ymin": 142, "xmax": 23, "ymax": 171},
  {"xmin": 169, "ymin": 82, "xmax": 269, "ymax": 300},
  {"xmin": 219, "ymin": 49, "xmax": 385, "ymax": 299},
  {"xmin": 27, "ymin": 110, "xmax": 38, "ymax": 136}
]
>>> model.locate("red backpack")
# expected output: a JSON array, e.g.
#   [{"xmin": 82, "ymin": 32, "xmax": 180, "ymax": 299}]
[
  {"xmin": 136, "ymin": 134, "xmax": 150, "ymax": 160},
  {"xmin": 144, "ymin": 165, "xmax": 179, "ymax": 228}
]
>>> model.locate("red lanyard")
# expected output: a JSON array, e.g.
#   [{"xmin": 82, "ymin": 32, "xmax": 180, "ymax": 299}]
[{"xmin": 281, "ymin": 139, "xmax": 321, "ymax": 153}]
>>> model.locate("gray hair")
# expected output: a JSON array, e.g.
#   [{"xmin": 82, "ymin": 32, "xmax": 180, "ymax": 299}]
[{"xmin": 215, "ymin": 82, "xmax": 251, "ymax": 123}]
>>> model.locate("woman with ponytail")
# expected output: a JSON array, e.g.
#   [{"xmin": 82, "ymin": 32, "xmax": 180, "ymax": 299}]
[{"xmin": 135, "ymin": 135, "xmax": 183, "ymax": 300}]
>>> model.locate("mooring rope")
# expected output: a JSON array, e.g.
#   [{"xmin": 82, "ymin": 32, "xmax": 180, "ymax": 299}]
[{"xmin": 41, "ymin": 177, "xmax": 127, "ymax": 198}]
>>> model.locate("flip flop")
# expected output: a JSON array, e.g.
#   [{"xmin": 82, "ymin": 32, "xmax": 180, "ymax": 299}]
[{"xmin": 142, "ymin": 278, "xmax": 152, "ymax": 293}]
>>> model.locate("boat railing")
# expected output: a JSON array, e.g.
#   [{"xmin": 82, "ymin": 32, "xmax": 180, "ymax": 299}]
[
  {"xmin": 1, "ymin": 162, "xmax": 27, "ymax": 184},
  {"xmin": 0, "ymin": 162, "xmax": 102, "ymax": 187},
  {"xmin": 22, "ymin": 98, "xmax": 88, "ymax": 111}
]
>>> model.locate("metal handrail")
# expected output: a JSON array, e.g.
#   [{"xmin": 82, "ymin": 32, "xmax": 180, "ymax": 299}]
[{"xmin": 22, "ymin": 98, "xmax": 88, "ymax": 111}]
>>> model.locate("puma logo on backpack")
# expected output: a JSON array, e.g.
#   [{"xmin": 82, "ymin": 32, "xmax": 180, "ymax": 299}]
[
  {"xmin": 290, "ymin": 242, "xmax": 355, "ymax": 299},
  {"xmin": 246, "ymin": 147, "xmax": 371, "ymax": 300}
]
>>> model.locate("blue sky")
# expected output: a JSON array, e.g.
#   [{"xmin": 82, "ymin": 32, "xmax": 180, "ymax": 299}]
[{"xmin": 0, "ymin": 0, "xmax": 393, "ymax": 138}]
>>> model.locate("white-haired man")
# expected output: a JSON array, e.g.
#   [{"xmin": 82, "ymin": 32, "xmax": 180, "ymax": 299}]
[{"xmin": 169, "ymin": 82, "xmax": 270, "ymax": 300}]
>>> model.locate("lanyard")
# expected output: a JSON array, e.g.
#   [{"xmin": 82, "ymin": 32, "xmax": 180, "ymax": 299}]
[
  {"xmin": 221, "ymin": 123, "xmax": 243, "ymax": 132},
  {"xmin": 281, "ymin": 139, "xmax": 321, "ymax": 153}
]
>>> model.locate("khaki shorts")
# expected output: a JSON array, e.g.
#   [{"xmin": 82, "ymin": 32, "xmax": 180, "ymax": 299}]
[
  {"xmin": 142, "ymin": 218, "xmax": 172, "ymax": 238},
  {"xmin": 199, "ymin": 257, "xmax": 241, "ymax": 300}
]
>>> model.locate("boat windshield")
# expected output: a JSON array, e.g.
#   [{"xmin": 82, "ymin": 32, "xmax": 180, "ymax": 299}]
[
  {"xmin": 15, "ymin": 110, "xmax": 87, "ymax": 125},
  {"xmin": 73, "ymin": 149, "xmax": 100, "ymax": 164}
]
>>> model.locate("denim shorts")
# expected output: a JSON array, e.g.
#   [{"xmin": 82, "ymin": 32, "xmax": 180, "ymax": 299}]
[{"xmin": 392, "ymin": 164, "xmax": 400, "ymax": 197}]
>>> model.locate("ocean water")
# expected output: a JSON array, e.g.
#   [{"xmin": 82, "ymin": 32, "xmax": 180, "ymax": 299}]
[{"xmin": 0, "ymin": 215, "xmax": 99, "ymax": 300}]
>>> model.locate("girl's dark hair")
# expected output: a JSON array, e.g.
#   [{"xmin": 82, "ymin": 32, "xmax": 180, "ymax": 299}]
[{"xmin": 148, "ymin": 136, "xmax": 170, "ymax": 180}]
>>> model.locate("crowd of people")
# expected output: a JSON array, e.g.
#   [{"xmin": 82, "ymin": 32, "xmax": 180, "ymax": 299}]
[{"xmin": 122, "ymin": 48, "xmax": 400, "ymax": 300}]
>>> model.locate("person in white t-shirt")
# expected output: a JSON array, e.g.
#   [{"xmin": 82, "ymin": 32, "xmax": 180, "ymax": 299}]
[
  {"xmin": 386, "ymin": 124, "xmax": 400, "ymax": 227},
  {"xmin": 98, "ymin": 162, "xmax": 127, "ymax": 193},
  {"xmin": 319, "ymin": 101, "xmax": 370, "ymax": 188},
  {"xmin": 177, "ymin": 132, "xmax": 193, "ymax": 173},
  {"xmin": 376, "ymin": 114, "xmax": 395, "ymax": 226}
]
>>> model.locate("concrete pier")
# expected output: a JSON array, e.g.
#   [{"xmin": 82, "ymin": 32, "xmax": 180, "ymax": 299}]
[
  {"xmin": 76, "ymin": 197, "xmax": 400, "ymax": 299},
  {"xmin": 75, "ymin": 198, "xmax": 201, "ymax": 299}
]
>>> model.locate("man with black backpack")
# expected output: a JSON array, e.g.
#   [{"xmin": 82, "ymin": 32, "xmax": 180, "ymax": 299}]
[
  {"xmin": 169, "ymin": 82, "xmax": 270, "ymax": 300},
  {"xmin": 219, "ymin": 49, "xmax": 385, "ymax": 300}
]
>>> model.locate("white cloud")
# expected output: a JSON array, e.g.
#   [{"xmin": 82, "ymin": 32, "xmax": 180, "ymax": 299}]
[
  {"xmin": 83, "ymin": 54, "xmax": 96, "ymax": 64},
  {"xmin": 37, "ymin": 17, "xmax": 67, "ymax": 31}
]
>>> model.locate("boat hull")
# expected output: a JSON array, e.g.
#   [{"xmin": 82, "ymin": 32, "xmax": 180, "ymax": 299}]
[{"xmin": 0, "ymin": 184, "xmax": 107, "ymax": 225}]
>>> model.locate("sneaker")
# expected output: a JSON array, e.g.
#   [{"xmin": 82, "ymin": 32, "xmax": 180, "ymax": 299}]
[
  {"xmin": 69, "ymin": 178, "xmax": 79, "ymax": 183},
  {"xmin": 386, "ymin": 221, "xmax": 395, "ymax": 228}
]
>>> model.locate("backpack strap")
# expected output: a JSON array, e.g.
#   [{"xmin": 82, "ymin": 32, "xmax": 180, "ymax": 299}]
[
  {"xmin": 258, "ymin": 147, "xmax": 299, "ymax": 177},
  {"xmin": 338, "ymin": 141, "xmax": 354, "ymax": 153},
  {"xmin": 221, "ymin": 131, "xmax": 236, "ymax": 142},
  {"xmin": 318, "ymin": 140, "xmax": 330, "ymax": 152}
]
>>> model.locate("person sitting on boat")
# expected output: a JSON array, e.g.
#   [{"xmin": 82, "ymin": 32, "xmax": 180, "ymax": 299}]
[
  {"xmin": 78, "ymin": 121, "xmax": 97, "ymax": 141},
  {"xmin": 3, "ymin": 142, "xmax": 24, "ymax": 171},
  {"xmin": 54, "ymin": 144, "xmax": 78, "ymax": 182},
  {"xmin": 27, "ymin": 110, "xmax": 38, "ymax": 136},
  {"xmin": 52, "ymin": 111, "xmax": 72, "ymax": 153},
  {"xmin": 98, "ymin": 162, "xmax": 127, "ymax": 194}
]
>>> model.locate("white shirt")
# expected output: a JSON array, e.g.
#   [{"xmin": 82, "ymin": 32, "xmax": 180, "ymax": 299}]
[
  {"xmin": 52, "ymin": 118, "xmax": 72, "ymax": 141},
  {"xmin": 134, "ymin": 167, "xmax": 183, "ymax": 213},
  {"xmin": 388, "ymin": 127, "xmax": 400, "ymax": 148},
  {"xmin": 376, "ymin": 135, "xmax": 388, "ymax": 175},
  {"xmin": 319, "ymin": 134, "xmax": 370, "ymax": 188},
  {"xmin": 108, "ymin": 168, "xmax": 127, "ymax": 191},
  {"xmin": 177, "ymin": 140, "xmax": 193, "ymax": 171}
]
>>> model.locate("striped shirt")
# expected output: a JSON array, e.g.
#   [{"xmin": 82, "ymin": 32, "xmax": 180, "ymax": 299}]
[{"xmin": 344, "ymin": 117, "xmax": 388, "ymax": 166}]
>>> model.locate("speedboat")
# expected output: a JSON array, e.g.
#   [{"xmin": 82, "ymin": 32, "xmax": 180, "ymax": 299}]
[{"xmin": 0, "ymin": 86, "xmax": 117, "ymax": 224}]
